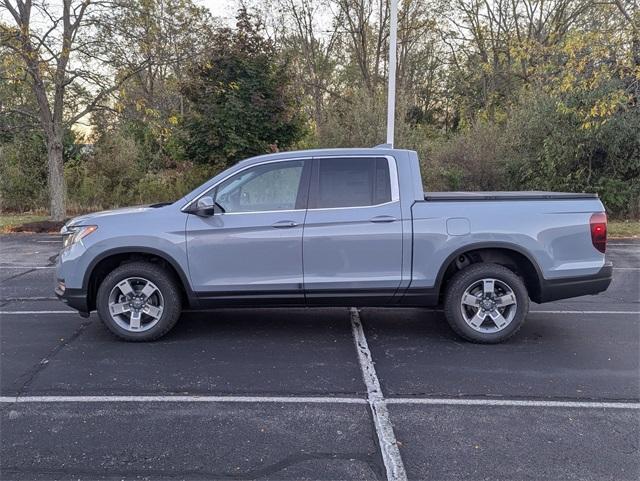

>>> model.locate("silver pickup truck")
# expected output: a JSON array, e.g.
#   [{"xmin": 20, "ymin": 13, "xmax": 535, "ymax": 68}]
[{"xmin": 55, "ymin": 147, "xmax": 612, "ymax": 343}]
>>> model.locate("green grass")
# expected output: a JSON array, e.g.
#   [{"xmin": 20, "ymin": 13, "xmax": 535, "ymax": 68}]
[
  {"xmin": 609, "ymin": 220, "xmax": 640, "ymax": 239},
  {"xmin": 0, "ymin": 213, "xmax": 49, "ymax": 232}
]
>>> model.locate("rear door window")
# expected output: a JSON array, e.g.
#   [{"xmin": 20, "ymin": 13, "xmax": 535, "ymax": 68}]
[{"xmin": 311, "ymin": 157, "xmax": 392, "ymax": 209}]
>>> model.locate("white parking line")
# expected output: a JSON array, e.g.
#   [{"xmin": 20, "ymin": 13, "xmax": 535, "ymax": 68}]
[
  {"xmin": 351, "ymin": 307, "xmax": 407, "ymax": 481},
  {"xmin": 0, "ymin": 266, "xmax": 54, "ymax": 269},
  {"xmin": 530, "ymin": 310, "xmax": 640, "ymax": 315},
  {"xmin": 0, "ymin": 395, "xmax": 366, "ymax": 404},
  {"xmin": 1, "ymin": 309, "xmax": 639, "ymax": 316},
  {"xmin": 0, "ymin": 311, "xmax": 76, "ymax": 315},
  {"xmin": 2, "ymin": 395, "xmax": 637, "ymax": 409},
  {"xmin": 386, "ymin": 398, "xmax": 640, "ymax": 409},
  {"xmin": 613, "ymin": 267, "xmax": 640, "ymax": 270}
]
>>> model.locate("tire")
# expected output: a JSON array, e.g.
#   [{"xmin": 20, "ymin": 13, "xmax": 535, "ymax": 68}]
[
  {"xmin": 96, "ymin": 261, "xmax": 182, "ymax": 341},
  {"xmin": 444, "ymin": 263, "xmax": 529, "ymax": 343}
]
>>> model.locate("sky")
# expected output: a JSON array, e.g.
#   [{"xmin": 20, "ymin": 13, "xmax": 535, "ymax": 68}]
[{"xmin": 198, "ymin": 0, "xmax": 239, "ymax": 24}]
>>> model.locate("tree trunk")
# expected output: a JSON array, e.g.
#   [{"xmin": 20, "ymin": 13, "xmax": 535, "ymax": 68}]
[{"xmin": 47, "ymin": 135, "xmax": 66, "ymax": 221}]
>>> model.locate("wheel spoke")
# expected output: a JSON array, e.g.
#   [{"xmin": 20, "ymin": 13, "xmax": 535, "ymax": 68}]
[
  {"xmin": 495, "ymin": 293, "xmax": 516, "ymax": 306},
  {"xmin": 139, "ymin": 281, "xmax": 157, "ymax": 300},
  {"xmin": 483, "ymin": 279, "xmax": 495, "ymax": 296},
  {"xmin": 117, "ymin": 279, "xmax": 135, "ymax": 297},
  {"xmin": 130, "ymin": 310, "xmax": 142, "ymax": 329},
  {"xmin": 109, "ymin": 302, "xmax": 130, "ymax": 316},
  {"xmin": 462, "ymin": 293, "xmax": 480, "ymax": 307},
  {"xmin": 143, "ymin": 304, "xmax": 162, "ymax": 319},
  {"xmin": 488, "ymin": 310, "xmax": 508, "ymax": 328},
  {"xmin": 469, "ymin": 310, "xmax": 486, "ymax": 328}
]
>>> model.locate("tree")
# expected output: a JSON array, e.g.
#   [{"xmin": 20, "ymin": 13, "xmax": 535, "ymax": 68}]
[
  {"xmin": 0, "ymin": 0, "xmax": 150, "ymax": 220},
  {"xmin": 181, "ymin": 8, "xmax": 306, "ymax": 169}
]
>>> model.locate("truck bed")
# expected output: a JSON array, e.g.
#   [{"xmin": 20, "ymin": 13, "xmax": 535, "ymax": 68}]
[{"xmin": 424, "ymin": 191, "xmax": 599, "ymax": 201}]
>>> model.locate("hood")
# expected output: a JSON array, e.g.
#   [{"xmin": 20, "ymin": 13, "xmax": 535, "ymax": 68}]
[{"xmin": 66, "ymin": 203, "xmax": 171, "ymax": 227}]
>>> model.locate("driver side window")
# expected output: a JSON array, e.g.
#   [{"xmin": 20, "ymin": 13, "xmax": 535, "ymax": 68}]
[{"xmin": 214, "ymin": 161, "xmax": 305, "ymax": 213}]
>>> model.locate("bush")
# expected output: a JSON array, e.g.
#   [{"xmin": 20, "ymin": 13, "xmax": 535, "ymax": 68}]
[
  {"xmin": 423, "ymin": 122, "xmax": 507, "ymax": 192},
  {"xmin": 421, "ymin": 89, "xmax": 639, "ymax": 219},
  {"xmin": 0, "ymin": 134, "xmax": 48, "ymax": 212},
  {"xmin": 65, "ymin": 131, "xmax": 219, "ymax": 211}
]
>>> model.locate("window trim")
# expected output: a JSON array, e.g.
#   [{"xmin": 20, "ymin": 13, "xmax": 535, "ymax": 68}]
[
  {"xmin": 181, "ymin": 155, "xmax": 399, "ymax": 214},
  {"xmin": 307, "ymin": 156, "xmax": 399, "ymax": 211}
]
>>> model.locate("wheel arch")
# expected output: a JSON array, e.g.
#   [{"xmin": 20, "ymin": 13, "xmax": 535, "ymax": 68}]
[
  {"xmin": 435, "ymin": 242, "xmax": 544, "ymax": 303},
  {"xmin": 83, "ymin": 247, "xmax": 195, "ymax": 311}
]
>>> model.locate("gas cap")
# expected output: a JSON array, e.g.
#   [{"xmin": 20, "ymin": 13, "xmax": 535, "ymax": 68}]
[{"xmin": 446, "ymin": 217, "xmax": 471, "ymax": 236}]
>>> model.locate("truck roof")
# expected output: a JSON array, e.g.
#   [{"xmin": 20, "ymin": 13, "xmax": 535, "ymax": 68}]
[{"xmin": 237, "ymin": 147, "xmax": 415, "ymax": 165}]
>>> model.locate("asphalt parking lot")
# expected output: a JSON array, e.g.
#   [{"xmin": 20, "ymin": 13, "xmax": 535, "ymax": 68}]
[{"xmin": 1, "ymin": 234, "xmax": 639, "ymax": 481}]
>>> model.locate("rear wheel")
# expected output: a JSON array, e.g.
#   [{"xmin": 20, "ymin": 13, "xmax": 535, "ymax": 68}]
[
  {"xmin": 96, "ymin": 262, "xmax": 181, "ymax": 341},
  {"xmin": 444, "ymin": 263, "xmax": 529, "ymax": 343}
]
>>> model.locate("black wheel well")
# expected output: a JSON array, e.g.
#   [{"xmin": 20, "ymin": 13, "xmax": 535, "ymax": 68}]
[
  {"xmin": 439, "ymin": 248, "xmax": 541, "ymax": 302},
  {"xmin": 86, "ymin": 252, "xmax": 188, "ymax": 311}
]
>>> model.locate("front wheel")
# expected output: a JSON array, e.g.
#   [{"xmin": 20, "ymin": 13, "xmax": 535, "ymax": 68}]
[
  {"xmin": 96, "ymin": 261, "xmax": 182, "ymax": 341},
  {"xmin": 444, "ymin": 263, "xmax": 529, "ymax": 343}
]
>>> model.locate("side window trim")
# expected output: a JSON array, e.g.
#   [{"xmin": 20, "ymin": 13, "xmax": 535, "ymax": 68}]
[{"xmin": 308, "ymin": 155, "xmax": 399, "ymax": 210}]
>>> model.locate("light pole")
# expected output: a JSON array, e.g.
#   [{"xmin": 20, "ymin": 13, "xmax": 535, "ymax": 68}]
[{"xmin": 386, "ymin": 0, "xmax": 398, "ymax": 147}]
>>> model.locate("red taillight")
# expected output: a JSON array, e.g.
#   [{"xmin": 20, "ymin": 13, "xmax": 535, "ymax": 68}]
[{"xmin": 590, "ymin": 212, "xmax": 607, "ymax": 253}]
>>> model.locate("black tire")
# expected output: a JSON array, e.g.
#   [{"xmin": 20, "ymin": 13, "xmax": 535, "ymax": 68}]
[
  {"xmin": 96, "ymin": 261, "xmax": 182, "ymax": 341},
  {"xmin": 444, "ymin": 263, "xmax": 529, "ymax": 343}
]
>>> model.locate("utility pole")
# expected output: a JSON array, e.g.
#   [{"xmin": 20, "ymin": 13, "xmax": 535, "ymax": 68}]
[{"xmin": 386, "ymin": 0, "xmax": 398, "ymax": 147}]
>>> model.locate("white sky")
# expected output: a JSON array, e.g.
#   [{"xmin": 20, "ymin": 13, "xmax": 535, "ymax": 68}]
[{"xmin": 197, "ymin": 0, "xmax": 239, "ymax": 24}]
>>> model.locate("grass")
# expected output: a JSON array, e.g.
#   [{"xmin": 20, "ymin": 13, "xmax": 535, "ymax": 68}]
[
  {"xmin": 1, "ymin": 213, "xmax": 638, "ymax": 237},
  {"xmin": 0, "ymin": 213, "xmax": 49, "ymax": 232},
  {"xmin": 609, "ymin": 220, "xmax": 640, "ymax": 239}
]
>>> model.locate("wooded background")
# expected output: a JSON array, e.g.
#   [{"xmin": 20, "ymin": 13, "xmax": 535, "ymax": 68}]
[{"xmin": 1, "ymin": 0, "xmax": 638, "ymax": 220}]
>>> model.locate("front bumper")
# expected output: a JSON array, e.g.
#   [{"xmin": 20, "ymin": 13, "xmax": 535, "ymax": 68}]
[
  {"xmin": 55, "ymin": 279, "xmax": 90, "ymax": 317},
  {"xmin": 537, "ymin": 263, "xmax": 613, "ymax": 303}
]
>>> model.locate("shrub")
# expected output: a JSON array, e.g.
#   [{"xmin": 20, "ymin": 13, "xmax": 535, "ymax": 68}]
[{"xmin": 0, "ymin": 134, "xmax": 48, "ymax": 212}]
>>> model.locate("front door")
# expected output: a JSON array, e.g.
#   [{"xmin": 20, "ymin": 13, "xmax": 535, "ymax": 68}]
[
  {"xmin": 303, "ymin": 156, "xmax": 404, "ymax": 305},
  {"xmin": 186, "ymin": 159, "xmax": 310, "ymax": 305}
]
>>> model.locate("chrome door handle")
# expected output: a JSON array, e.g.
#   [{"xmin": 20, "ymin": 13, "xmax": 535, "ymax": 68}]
[
  {"xmin": 369, "ymin": 215, "xmax": 397, "ymax": 223},
  {"xmin": 272, "ymin": 220, "xmax": 299, "ymax": 228}
]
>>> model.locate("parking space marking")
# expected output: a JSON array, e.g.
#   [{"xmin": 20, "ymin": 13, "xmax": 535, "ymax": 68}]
[
  {"xmin": 1, "ymin": 297, "xmax": 58, "ymax": 301},
  {"xmin": 1, "ymin": 309, "xmax": 640, "ymax": 316},
  {"xmin": 0, "ymin": 395, "xmax": 366, "ymax": 404},
  {"xmin": 530, "ymin": 310, "xmax": 640, "ymax": 315},
  {"xmin": 2, "ymin": 396, "xmax": 637, "ymax": 409},
  {"xmin": 386, "ymin": 398, "xmax": 640, "ymax": 409},
  {"xmin": 351, "ymin": 307, "xmax": 407, "ymax": 481},
  {"xmin": 0, "ymin": 266, "xmax": 54, "ymax": 269}
]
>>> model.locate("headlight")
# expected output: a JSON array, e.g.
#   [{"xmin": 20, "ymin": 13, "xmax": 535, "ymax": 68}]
[{"xmin": 61, "ymin": 225, "xmax": 98, "ymax": 248}]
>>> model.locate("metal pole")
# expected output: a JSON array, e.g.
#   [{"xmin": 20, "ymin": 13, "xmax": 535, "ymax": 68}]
[{"xmin": 386, "ymin": 0, "xmax": 398, "ymax": 147}]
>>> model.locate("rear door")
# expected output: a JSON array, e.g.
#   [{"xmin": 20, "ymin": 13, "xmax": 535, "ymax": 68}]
[{"xmin": 302, "ymin": 156, "xmax": 403, "ymax": 305}]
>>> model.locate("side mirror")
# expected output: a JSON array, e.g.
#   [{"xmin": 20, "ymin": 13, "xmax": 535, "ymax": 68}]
[{"xmin": 190, "ymin": 196, "xmax": 223, "ymax": 217}]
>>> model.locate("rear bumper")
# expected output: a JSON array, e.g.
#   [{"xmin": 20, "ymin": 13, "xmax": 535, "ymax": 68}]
[
  {"xmin": 537, "ymin": 263, "xmax": 613, "ymax": 303},
  {"xmin": 55, "ymin": 280, "xmax": 90, "ymax": 317}
]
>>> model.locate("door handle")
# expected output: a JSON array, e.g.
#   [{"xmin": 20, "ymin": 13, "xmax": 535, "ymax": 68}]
[
  {"xmin": 271, "ymin": 220, "xmax": 299, "ymax": 228},
  {"xmin": 369, "ymin": 215, "xmax": 397, "ymax": 223}
]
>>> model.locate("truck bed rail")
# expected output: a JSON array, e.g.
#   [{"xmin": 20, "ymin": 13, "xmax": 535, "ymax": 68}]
[{"xmin": 424, "ymin": 191, "xmax": 599, "ymax": 201}]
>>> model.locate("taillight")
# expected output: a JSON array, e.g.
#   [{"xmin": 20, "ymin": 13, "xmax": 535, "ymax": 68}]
[{"xmin": 590, "ymin": 212, "xmax": 607, "ymax": 253}]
